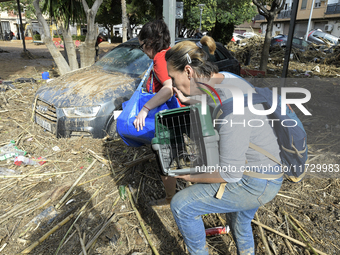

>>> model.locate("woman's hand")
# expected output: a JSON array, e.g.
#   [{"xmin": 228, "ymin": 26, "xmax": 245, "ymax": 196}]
[
  {"xmin": 133, "ymin": 107, "xmax": 149, "ymax": 131},
  {"xmin": 173, "ymin": 87, "xmax": 190, "ymax": 105}
]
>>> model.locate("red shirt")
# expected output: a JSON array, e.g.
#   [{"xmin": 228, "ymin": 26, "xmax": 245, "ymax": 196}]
[{"xmin": 146, "ymin": 47, "xmax": 171, "ymax": 93}]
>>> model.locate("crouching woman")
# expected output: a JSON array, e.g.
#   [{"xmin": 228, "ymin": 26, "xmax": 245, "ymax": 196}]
[{"xmin": 164, "ymin": 36, "xmax": 283, "ymax": 255}]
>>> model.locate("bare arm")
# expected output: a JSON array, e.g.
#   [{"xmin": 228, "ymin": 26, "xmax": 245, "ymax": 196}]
[
  {"xmin": 133, "ymin": 79, "xmax": 173, "ymax": 131},
  {"xmin": 174, "ymin": 171, "xmax": 226, "ymax": 183}
]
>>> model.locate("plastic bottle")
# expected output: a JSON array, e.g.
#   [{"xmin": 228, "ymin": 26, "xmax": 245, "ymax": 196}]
[{"xmin": 0, "ymin": 141, "xmax": 26, "ymax": 161}]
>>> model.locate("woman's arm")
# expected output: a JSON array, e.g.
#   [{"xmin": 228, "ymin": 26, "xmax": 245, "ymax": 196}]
[
  {"xmin": 174, "ymin": 171, "xmax": 226, "ymax": 183},
  {"xmin": 133, "ymin": 79, "xmax": 173, "ymax": 131}
]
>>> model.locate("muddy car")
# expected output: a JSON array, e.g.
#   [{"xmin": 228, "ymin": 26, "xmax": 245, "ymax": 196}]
[{"xmin": 33, "ymin": 38, "xmax": 240, "ymax": 138}]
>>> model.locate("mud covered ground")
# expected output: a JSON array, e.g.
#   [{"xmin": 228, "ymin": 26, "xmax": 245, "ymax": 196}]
[{"xmin": 0, "ymin": 41, "xmax": 340, "ymax": 255}]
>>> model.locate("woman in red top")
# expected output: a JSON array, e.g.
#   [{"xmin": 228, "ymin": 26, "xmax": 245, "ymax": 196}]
[{"xmin": 134, "ymin": 19, "xmax": 177, "ymax": 207}]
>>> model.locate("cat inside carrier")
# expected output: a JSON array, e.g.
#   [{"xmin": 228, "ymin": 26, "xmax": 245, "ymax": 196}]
[{"xmin": 152, "ymin": 104, "xmax": 220, "ymax": 176}]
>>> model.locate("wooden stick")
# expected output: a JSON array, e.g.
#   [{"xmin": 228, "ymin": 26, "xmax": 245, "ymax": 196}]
[
  {"xmin": 19, "ymin": 214, "xmax": 74, "ymax": 254},
  {"xmin": 31, "ymin": 95, "xmax": 38, "ymax": 122},
  {"xmin": 0, "ymin": 170, "xmax": 78, "ymax": 179},
  {"xmin": 88, "ymin": 149, "xmax": 109, "ymax": 166},
  {"xmin": 251, "ymin": 220, "xmax": 327, "ymax": 255},
  {"xmin": 289, "ymin": 215, "xmax": 315, "ymax": 242},
  {"xmin": 77, "ymin": 172, "xmax": 111, "ymax": 186},
  {"xmin": 55, "ymin": 159, "xmax": 97, "ymax": 209},
  {"xmin": 122, "ymin": 153, "xmax": 155, "ymax": 168},
  {"xmin": 106, "ymin": 147, "xmax": 115, "ymax": 175},
  {"xmin": 255, "ymin": 213, "xmax": 272, "ymax": 255},
  {"xmin": 126, "ymin": 187, "xmax": 160, "ymax": 255},
  {"xmin": 75, "ymin": 224, "xmax": 87, "ymax": 255},
  {"xmin": 13, "ymin": 120, "xmax": 43, "ymax": 147},
  {"xmin": 78, "ymin": 213, "xmax": 116, "ymax": 255}
]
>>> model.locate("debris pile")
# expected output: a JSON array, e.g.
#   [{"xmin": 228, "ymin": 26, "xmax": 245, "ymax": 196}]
[{"xmin": 227, "ymin": 37, "xmax": 340, "ymax": 77}]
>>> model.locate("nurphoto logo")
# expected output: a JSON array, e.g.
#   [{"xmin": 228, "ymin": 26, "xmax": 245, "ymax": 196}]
[{"xmin": 198, "ymin": 84, "xmax": 311, "ymax": 128}]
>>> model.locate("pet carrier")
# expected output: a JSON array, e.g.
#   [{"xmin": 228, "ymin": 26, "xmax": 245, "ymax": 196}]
[{"xmin": 152, "ymin": 103, "xmax": 219, "ymax": 176}]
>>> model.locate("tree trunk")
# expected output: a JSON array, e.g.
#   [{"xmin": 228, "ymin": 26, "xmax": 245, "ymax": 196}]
[
  {"xmin": 81, "ymin": 0, "xmax": 103, "ymax": 68},
  {"xmin": 121, "ymin": 0, "xmax": 127, "ymax": 43},
  {"xmin": 260, "ymin": 17, "xmax": 274, "ymax": 72},
  {"xmin": 62, "ymin": 26, "xmax": 78, "ymax": 70},
  {"xmin": 33, "ymin": 0, "xmax": 71, "ymax": 75}
]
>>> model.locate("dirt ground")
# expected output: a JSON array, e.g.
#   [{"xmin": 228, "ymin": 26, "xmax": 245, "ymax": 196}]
[{"xmin": 0, "ymin": 40, "xmax": 340, "ymax": 255}]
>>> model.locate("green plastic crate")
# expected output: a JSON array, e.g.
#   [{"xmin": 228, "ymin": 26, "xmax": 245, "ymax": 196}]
[{"xmin": 152, "ymin": 103, "xmax": 219, "ymax": 176}]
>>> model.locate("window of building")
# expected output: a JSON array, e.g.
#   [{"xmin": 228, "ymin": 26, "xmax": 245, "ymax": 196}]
[
  {"xmin": 314, "ymin": 0, "xmax": 321, "ymax": 8},
  {"xmin": 301, "ymin": 0, "xmax": 307, "ymax": 9}
]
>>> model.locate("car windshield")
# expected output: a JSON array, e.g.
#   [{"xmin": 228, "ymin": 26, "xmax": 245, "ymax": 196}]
[
  {"xmin": 95, "ymin": 45, "xmax": 152, "ymax": 76},
  {"xmin": 301, "ymin": 40, "xmax": 310, "ymax": 47}
]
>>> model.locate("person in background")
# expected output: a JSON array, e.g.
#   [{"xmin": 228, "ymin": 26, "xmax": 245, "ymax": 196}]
[
  {"xmin": 193, "ymin": 28, "xmax": 203, "ymax": 39},
  {"xmin": 165, "ymin": 36, "xmax": 283, "ymax": 255},
  {"xmin": 134, "ymin": 19, "xmax": 177, "ymax": 208},
  {"xmin": 95, "ymin": 34, "xmax": 105, "ymax": 61}
]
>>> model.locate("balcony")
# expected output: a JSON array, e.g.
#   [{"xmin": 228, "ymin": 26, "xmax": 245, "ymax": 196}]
[
  {"xmin": 254, "ymin": 14, "xmax": 266, "ymax": 21},
  {"xmin": 325, "ymin": 3, "xmax": 340, "ymax": 14},
  {"xmin": 277, "ymin": 9, "xmax": 292, "ymax": 19}
]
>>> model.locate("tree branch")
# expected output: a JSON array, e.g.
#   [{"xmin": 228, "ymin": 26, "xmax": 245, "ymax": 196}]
[
  {"xmin": 81, "ymin": 0, "xmax": 89, "ymax": 12},
  {"xmin": 91, "ymin": 0, "xmax": 103, "ymax": 14},
  {"xmin": 252, "ymin": 0, "xmax": 269, "ymax": 17}
]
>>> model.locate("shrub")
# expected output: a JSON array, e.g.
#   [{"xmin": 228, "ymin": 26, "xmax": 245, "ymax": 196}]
[{"xmin": 33, "ymin": 34, "xmax": 41, "ymax": 40}]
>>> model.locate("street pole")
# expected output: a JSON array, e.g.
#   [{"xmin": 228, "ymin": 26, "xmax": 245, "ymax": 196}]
[
  {"xmin": 281, "ymin": 0, "xmax": 300, "ymax": 83},
  {"xmin": 164, "ymin": 0, "xmax": 176, "ymax": 47},
  {"xmin": 198, "ymin": 4, "xmax": 205, "ymax": 31},
  {"xmin": 199, "ymin": 8, "xmax": 202, "ymax": 31},
  {"xmin": 16, "ymin": 0, "xmax": 26, "ymax": 52},
  {"xmin": 305, "ymin": 0, "xmax": 316, "ymax": 41}
]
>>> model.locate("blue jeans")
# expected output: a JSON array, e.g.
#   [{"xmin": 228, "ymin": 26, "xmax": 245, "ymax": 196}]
[{"xmin": 170, "ymin": 175, "xmax": 283, "ymax": 255}]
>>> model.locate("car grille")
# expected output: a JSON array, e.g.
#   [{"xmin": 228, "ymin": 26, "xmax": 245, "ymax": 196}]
[{"xmin": 34, "ymin": 98, "xmax": 57, "ymax": 134}]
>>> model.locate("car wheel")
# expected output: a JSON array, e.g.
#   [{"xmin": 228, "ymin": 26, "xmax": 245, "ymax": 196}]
[{"xmin": 108, "ymin": 119, "xmax": 118, "ymax": 139}]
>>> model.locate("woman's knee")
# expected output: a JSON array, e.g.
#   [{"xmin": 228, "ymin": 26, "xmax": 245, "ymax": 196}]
[{"xmin": 170, "ymin": 191, "xmax": 182, "ymax": 215}]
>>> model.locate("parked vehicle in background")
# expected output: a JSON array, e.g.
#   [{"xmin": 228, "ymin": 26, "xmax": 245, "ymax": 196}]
[
  {"xmin": 307, "ymin": 29, "xmax": 339, "ymax": 46},
  {"xmin": 231, "ymin": 33, "xmax": 246, "ymax": 43},
  {"xmin": 270, "ymin": 35, "xmax": 311, "ymax": 51},
  {"xmin": 33, "ymin": 38, "xmax": 240, "ymax": 138},
  {"xmin": 242, "ymin": 32, "xmax": 258, "ymax": 38}
]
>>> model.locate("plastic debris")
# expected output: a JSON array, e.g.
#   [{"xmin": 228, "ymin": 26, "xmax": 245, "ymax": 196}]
[
  {"xmin": 119, "ymin": 185, "xmax": 126, "ymax": 201},
  {"xmin": 0, "ymin": 167, "xmax": 20, "ymax": 176},
  {"xmin": 14, "ymin": 156, "xmax": 46, "ymax": 166},
  {"xmin": 52, "ymin": 146, "xmax": 61, "ymax": 152},
  {"xmin": 0, "ymin": 141, "xmax": 26, "ymax": 161},
  {"xmin": 14, "ymin": 78, "xmax": 36, "ymax": 83},
  {"xmin": 205, "ymin": 225, "xmax": 230, "ymax": 236}
]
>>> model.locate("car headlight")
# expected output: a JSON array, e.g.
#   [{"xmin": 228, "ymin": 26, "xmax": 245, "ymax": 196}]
[{"xmin": 63, "ymin": 106, "xmax": 101, "ymax": 118}]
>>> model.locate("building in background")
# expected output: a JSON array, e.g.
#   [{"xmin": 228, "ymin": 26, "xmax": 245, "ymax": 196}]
[{"xmin": 254, "ymin": 0, "xmax": 340, "ymax": 38}]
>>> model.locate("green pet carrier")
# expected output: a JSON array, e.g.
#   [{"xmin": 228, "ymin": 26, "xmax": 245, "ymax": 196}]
[{"xmin": 152, "ymin": 103, "xmax": 219, "ymax": 176}]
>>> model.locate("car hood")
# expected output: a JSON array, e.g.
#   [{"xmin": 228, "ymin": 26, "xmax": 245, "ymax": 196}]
[{"xmin": 36, "ymin": 67, "xmax": 142, "ymax": 109}]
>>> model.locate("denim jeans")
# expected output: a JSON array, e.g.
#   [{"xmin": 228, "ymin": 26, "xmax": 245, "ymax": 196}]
[{"xmin": 170, "ymin": 175, "xmax": 283, "ymax": 255}]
